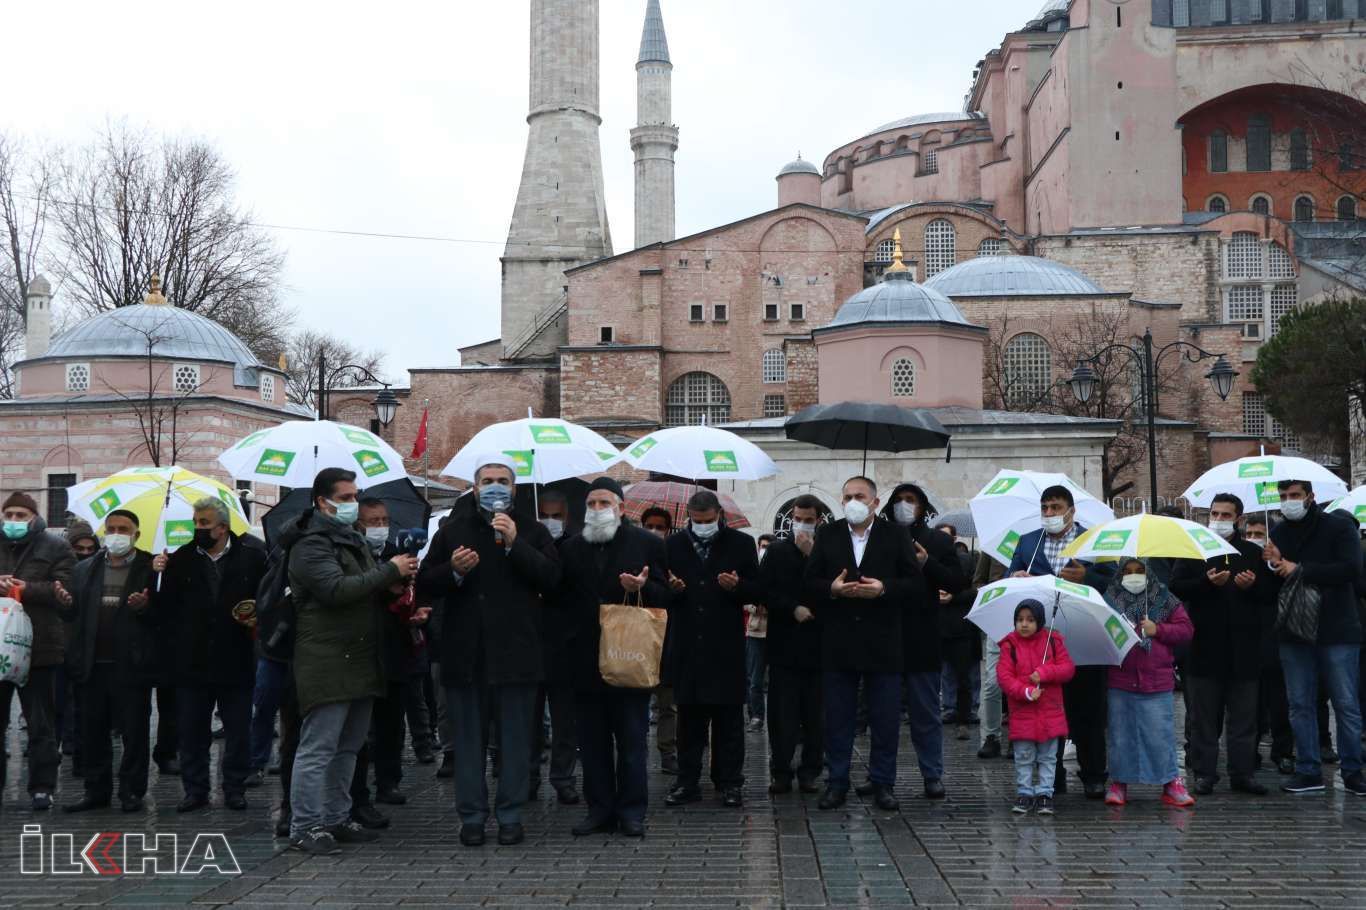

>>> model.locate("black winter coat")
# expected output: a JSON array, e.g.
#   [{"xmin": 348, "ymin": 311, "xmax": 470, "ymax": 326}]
[
  {"xmin": 660, "ymin": 527, "xmax": 760, "ymax": 705},
  {"xmin": 1270, "ymin": 505, "xmax": 1363, "ymax": 646},
  {"xmin": 1169, "ymin": 534, "xmax": 1278, "ymax": 681},
  {"xmin": 759, "ymin": 537, "xmax": 822, "ymax": 670},
  {"xmin": 557, "ymin": 525, "xmax": 669, "ymax": 691},
  {"xmin": 416, "ymin": 495, "xmax": 561, "ymax": 687},
  {"xmin": 0, "ymin": 523, "xmax": 75, "ymax": 668},
  {"xmin": 905, "ymin": 521, "xmax": 968, "ymax": 672},
  {"xmin": 155, "ymin": 533, "xmax": 267, "ymax": 689},
  {"xmin": 62, "ymin": 550, "xmax": 160, "ymax": 686},
  {"xmin": 804, "ymin": 518, "xmax": 923, "ymax": 674}
]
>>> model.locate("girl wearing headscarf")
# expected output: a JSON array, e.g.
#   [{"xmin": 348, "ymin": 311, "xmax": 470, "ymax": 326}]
[{"xmin": 1103, "ymin": 558, "xmax": 1195, "ymax": 807}]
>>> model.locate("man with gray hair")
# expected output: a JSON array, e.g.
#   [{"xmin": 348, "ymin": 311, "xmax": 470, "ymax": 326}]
[{"xmin": 155, "ymin": 495, "xmax": 267, "ymax": 813}]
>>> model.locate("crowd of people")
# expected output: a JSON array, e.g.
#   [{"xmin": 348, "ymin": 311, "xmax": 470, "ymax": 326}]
[{"xmin": 0, "ymin": 458, "xmax": 1364, "ymax": 858}]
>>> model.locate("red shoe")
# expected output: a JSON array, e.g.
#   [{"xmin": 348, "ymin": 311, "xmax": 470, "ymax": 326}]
[
  {"xmin": 1162, "ymin": 778, "xmax": 1195, "ymax": 808},
  {"xmin": 1104, "ymin": 782, "xmax": 1127, "ymax": 806}
]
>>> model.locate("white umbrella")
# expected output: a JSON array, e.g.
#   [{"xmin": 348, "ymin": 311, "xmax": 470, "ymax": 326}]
[
  {"xmin": 1182, "ymin": 455, "xmax": 1349, "ymax": 510},
  {"xmin": 67, "ymin": 466, "xmax": 251, "ymax": 553},
  {"xmin": 969, "ymin": 470, "xmax": 1114, "ymax": 568},
  {"xmin": 620, "ymin": 425, "xmax": 778, "ymax": 481},
  {"xmin": 219, "ymin": 420, "xmax": 407, "ymax": 489},
  {"xmin": 967, "ymin": 574, "xmax": 1138, "ymax": 667},
  {"xmin": 441, "ymin": 417, "xmax": 620, "ymax": 484},
  {"xmin": 1327, "ymin": 486, "xmax": 1366, "ymax": 527}
]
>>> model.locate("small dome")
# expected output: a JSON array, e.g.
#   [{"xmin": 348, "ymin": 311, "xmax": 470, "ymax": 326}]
[
  {"xmin": 41, "ymin": 303, "xmax": 267, "ymax": 384},
  {"xmin": 923, "ymin": 255, "xmax": 1104, "ymax": 297},
  {"xmin": 826, "ymin": 271, "xmax": 975, "ymax": 329},
  {"xmin": 777, "ymin": 157, "xmax": 820, "ymax": 178},
  {"xmin": 27, "ymin": 275, "xmax": 51, "ymax": 296}
]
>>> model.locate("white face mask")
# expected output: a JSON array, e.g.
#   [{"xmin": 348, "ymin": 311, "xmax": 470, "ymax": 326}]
[
  {"xmin": 1280, "ymin": 499, "xmax": 1309, "ymax": 522},
  {"xmin": 539, "ymin": 517, "xmax": 564, "ymax": 540},
  {"xmin": 584, "ymin": 508, "xmax": 617, "ymax": 528},
  {"xmin": 757, "ymin": 548, "xmax": 767, "ymax": 562},
  {"xmin": 583, "ymin": 507, "xmax": 621, "ymax": 543},
  {"xmin": 1245, "ymin": 535, "xmax": 1267, "ymax": 550},
  {"xmin": 1209, "ymin": 520, "xmax": 1236, "ymax": 540},
  {"xmin": 843, "ymin": 500, "xmax": 871, "ymax": 526},
  {"xmin": 1121, "ymin": 574, "xmax": 1148, "ymax": 595},
  {"xmin": 691, "ymin": 520, "xmax": 719, "ymax": 540},
  {"xmin": 892, "ymin": 501, "xmax": 918, "ymax": 526},
  {"xmin": 1041, "ymin": 513, "xmax": 1070, "ymax": 535},
  {"xmin": 791, "ymin": 521, "xmax": 817, "ymax": 538},
  {"xmin": 364, "ymin": 526, "xmax": 389, "ymax": 552},
  {"xmin": 104, "ymin": 534, "xmax": 134, "ymax": 558}
]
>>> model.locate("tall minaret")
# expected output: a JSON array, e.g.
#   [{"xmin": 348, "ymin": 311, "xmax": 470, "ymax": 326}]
[
  {"xmin": 24, "ymin": 275, "xmax": 52, "ymax": 359},
  {"xmin": 502, "ymin": 0, "xmax": 613, "ymax": 359},
  {"xmin": 631, "ymin": 0, "xmax": 678, "ymax": 249}
]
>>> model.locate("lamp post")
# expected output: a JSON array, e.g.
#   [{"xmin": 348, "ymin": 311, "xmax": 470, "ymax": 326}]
[
  {"xmin": 1067, "ymin": 328, "xmax": 1237, "ymax": 508},
  {"xmin": 316, "ymin": 354, "xmax": 400, "ymax": 428}
]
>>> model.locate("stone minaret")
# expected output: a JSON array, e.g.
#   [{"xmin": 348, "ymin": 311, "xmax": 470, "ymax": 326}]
[
  {"xmin": 502, "ymin": 0, "xmax": 613, "ymax": 360},
  {"xmin": 631, "ymin": 0, "xmax": 678, "ymax": 249},
  {"xmin": 24, "ymin": 275, "xmax": 52, "ymax": 359}
]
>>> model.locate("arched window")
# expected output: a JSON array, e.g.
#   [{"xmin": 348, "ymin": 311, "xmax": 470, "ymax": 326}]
[
  {"xmin": 1209, "ymin": 130, "xmax": 1228, "ymax": 173},
  {"xmin": 665, "ymin": 372, "xmax": 731, "ymax": 426},
  {"xmin": 761, "ymin": 348, "xmax": 786, "ymax": 384},
  {"xmin": 838, "ymin": 158, "xmax": 852, "ymax": 194},
  {"xmin": 923, "ymin": 219, "xmax": 956, "ymax": 277},
  {"xmin": 773, "ymin": 497, "xmax": 835, "ymax": 539},
  {"xmin": 1246, "ymin": 115, "xmax": 1271, "ymax": 172},
  {"xmin": 1250, "ymin": 195, "xmax": 1271, "ymax": 216},
  {"xmin": 1003, "ymin": 333, "xmax": 1052, "ymax": 408},
  {"xmin": 891, "ymin": 358, "xmax": 916, "ymax": 398},
  {"xmin": 874, "ymin": 238, "xmax": 896, "ymax": 264},
  {"xmin": 1289, "ymin": 128, "xmax": 1310, "ymax": 171},
  {"xmin": 1294, "ymin": 195, "xmax": 1315, "ymax": 222},
  {"xmin": 1337, "ymin": 195, "xmax": 1358, "ymax": 222},
  {"xmin": 1226, "ymin": 232, "xmax": 1263, "ymax": 279},
  {"xmin": 920, "ymin": 132, "xmax": 941, "ymax": 176},
  {"xmin": 1268, "ymin": 242, "xmax": 1296, "ymax": 278},
  {"xmin": 977, "ymin": 238, "xmax": 1005, "ymax": 256},
  {"xmin": 1207, "ymin": 195, "xmax": 1228, "ymax": 214}
]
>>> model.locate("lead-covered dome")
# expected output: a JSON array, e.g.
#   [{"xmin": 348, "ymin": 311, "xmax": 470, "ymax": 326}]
[
  {"xmin": 826, "ymin": 270, "xmax": 976, "ymax": 329},
  {"xmin": 777, "ymin": 157, "xmax": 820, "ymax": 178},
  {"xmin": 923, "ymin": 255, "xmax": 1104, "ymax": 297}
]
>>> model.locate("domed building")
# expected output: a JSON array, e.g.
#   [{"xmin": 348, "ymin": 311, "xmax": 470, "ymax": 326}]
[{"xmin": 0, "ymin": 276, "xmax": 303, "ymax": 524}]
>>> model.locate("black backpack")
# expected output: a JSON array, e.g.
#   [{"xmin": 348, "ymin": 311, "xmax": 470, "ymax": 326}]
[{"xmin": 255, "ymin": 543, "xmax": 296, "ymax": 661}]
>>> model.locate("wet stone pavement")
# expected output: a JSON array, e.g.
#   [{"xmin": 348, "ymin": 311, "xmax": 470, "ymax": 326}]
[{"xmin": 3, "ymin": 704, "xmax": 1366, "ymax": 908}]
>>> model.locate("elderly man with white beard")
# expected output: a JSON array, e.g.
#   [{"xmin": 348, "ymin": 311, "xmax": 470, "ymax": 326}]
[{"xmin": 557, "ymin": 477, "xmax": 670, "ymax": 837}]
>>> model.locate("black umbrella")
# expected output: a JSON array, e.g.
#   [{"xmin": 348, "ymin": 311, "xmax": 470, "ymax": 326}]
[
  {"xmin": 262, "ymin": 477, "xmax": 433, "ymax": 551},
  {"xmin": 784, "ymin": 401, "xmax": 952, "ymax": 474}
]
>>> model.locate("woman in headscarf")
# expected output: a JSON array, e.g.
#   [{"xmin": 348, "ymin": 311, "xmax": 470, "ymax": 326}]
[{"xmin": 1102, "ymin": 558, "xmax": 1195, "ymax": 807}]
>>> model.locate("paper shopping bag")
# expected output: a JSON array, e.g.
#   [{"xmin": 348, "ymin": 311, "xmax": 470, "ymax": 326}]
[{"xmin": 598, "ymin": 600, "xmax": 668, "ymax": 689}]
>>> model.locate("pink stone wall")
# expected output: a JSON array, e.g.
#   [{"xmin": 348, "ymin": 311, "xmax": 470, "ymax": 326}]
[
  {"xmin": 815, "ymin": 325, "xmax": 986, "ymax": 409},
  {"xmin": 18, "ymin": 359, "xmax": 283, "ymax": 406}
]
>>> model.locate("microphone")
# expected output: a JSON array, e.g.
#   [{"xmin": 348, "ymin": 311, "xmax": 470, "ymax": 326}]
[
  {"xmin": 396, "ymin": 528, "xmax": 428, "ymax": 557},
  {"xmin": 487, "ymin": 496, "xmax": 511, "ymax": 544}
]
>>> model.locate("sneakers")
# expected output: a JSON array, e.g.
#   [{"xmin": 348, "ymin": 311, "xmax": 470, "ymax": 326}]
[
  {"xmin": 1012, "ymin": 795, "xmax": 1031, "ymax": 814},
  {"xmin": 1342, "ymin": 772, "xmax": 1366, "ymax": 796},
  {"xmin": 290, "ymin": 827, "xmax": 341, "ymax": 856},
  {"xmin": 330, "ymin": 820, "xmax": 380, "ymax": 843},
  {"xmin": 1104, "ymin": 783, "xmax": 1127, "ymax": 806},
  {"xmin": 1162, "ymin": 779, "xmax": 1196, "ymax": 808},
  {"xmin": 1035, "ymin": 796, "xmax": 1055, "ymax": 815},
  {"xmin": 1281, "ymin": 774, "xmax": 1326, "ymax": 794},
  {"xmin": 31, "ymin": 793, "xmax": 52, "ymax": 811}
]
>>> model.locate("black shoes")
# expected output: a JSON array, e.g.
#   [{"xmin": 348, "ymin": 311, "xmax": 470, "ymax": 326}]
[
  {"xmin": 798, "ymin": 776, "xmax": 821, "ymax": 794},
  {"xmin": 156, "ymin": 758, "xmax": 181, "ymax": 776},
  {"xmin": 498, "ymin": 823, "xmax": 525, "ymax": 846},
  {"xmin": 721, "ymin": 788, "xmax": 744, "ymax": 808},
  {"xmin": 437, "ymin": 752, "xmax": 455, "ymax": 779},
  {"xmin": 375, "ymin": 787, "xmax": 407, "ymax": 805},
  {"xmin": 291, "ymin": 827, "xmax": 340, "ymax": 856},
  {"xmin": 459, "ymin": 824, "xmax": 485, "ymax": 846},
  {"xmin": 871, "ymin": 785, "xmax": 899, "ymax": 811},
  {"xmin": 769, "ymin": 776, "xmax": 793, "ymax": 795},
  {"xmin": 415, "ymin": 746, "xmax": 437, "ymax": 765},
  {"xmin": 618, "ymin": 819, "xmax": 645, "ymax": 838},
  {"xmin": 352, "ymin": 804, "xmax": 391, "ymax": 829},
  {"xmin": 1281, "ymin": 774, "xmax": 1326, "ymax": 794},
  {"xmin": 1083, "ymin": 781, "xmax": 1106, "ymax": 800},
  {"xmin": 1276, "ymin": 756, "xmax": 1296, "ymax": 775},
  {"xmin": 63, "ymin": 795, "xmax": 110, "ymax": 813},
  {"xmin": 572, "ymin": 815, "xmax": 617, "ymax": 836},
  {"xmin": 977, "ymin": 735, "xmax": 1002, "ymax": 759},
  {"xmin": 224, "ymin": 793, "xmax": 248, "ymax": 811},
  {"xmin": 244, "ymin": 769, "xmax": 265, "ymax": 788},
  {"xmin": 1012, "ymin": 795, "xmax": 1031, "ymax": 814},
  {"xmin": 176, "ymin": 794, "xmax": 209, "ymax": 813},
  {"xmin": 555, "ymin": 784, "xmax": 581, "ymax": 806},
  {"xmin": 1322, "ymin": 744, "xmax": 1340, "ymax": 765},
  {"xmin": 923, "ymin": 779, "xmax": 946, "ymax": 800},
  {"xmin": 665, "ymin": 786, "xmax": 702, "ymax": 806},
  {"xmin": 817, "ymin": 786, "xmax": 848, "ymax": 810},
  {"xmin": 31, "ymin": 793, "xmax": 52, "ymax": 811},
  {"xmin": 1342, "ymin": 772, "xmax": 1366, "ymax": 796},
  {"xmin": 1035, "ymin": 796, "xmax": 1055, "ymax": 815},
  {"xmin": 120, "ymin": 795, "xmax": 144, "ymax": 813},
  {"xmin": 331, "ymin": 820, "xmax": 380, "ymax": 843},
  {"xmin": 1193, "ymin": 777, "xmax": 1216, "ymax": 796},
  {"xmin": 1231, "ymin": 777, "xmax": 1269, "ymax": 796},
  {"xmin": 854, "ymin": 780, "xmax": 875, "ymax": 797}
]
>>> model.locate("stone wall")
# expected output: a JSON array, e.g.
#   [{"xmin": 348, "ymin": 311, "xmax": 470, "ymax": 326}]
[{"xmin": 559, "ymin": 348, "xmax": 661, "ymax": 424}]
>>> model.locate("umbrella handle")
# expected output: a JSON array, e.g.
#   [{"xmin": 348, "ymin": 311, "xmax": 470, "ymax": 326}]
[{"xmin": 1041, "ymin": 592, "xmax": 1061, "ymax": 664}]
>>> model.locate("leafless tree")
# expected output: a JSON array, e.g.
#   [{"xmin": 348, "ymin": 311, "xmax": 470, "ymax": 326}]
[
  {"xmin": 271, "ymin": 328, "xmax": 386, "ymax": 409},
  {"xmin": 0, "ymin": 132, "xmax": 57, "ymax": 397}
]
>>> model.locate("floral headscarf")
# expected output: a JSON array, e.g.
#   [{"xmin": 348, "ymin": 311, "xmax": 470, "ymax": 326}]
[{"xmin": 1105, "ymin": 559, "xmax": 1177, "ymax": 651}]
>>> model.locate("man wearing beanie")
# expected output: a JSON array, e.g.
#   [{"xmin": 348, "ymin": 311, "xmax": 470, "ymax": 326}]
[{"xmin": 0, "ymin": 491, "xmax": 76, "ymax": 810}]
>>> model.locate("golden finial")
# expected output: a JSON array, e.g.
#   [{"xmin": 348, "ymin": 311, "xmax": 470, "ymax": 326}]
[
  {"xmin": 277, "ymin": 353, "xmax": 288, "ymax": 371},
  {"xmin": 885, "ymin": 228, "xmax": 909, "ymax": 273},
  {"xmin": 144, "ymin": 273, "xmax": 168, "ymax": 306}
]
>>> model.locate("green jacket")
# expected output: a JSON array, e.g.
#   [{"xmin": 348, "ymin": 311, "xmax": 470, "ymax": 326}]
[{"xmin": 287, "ymin": 510, "xmax": 401, "ymax": 716}]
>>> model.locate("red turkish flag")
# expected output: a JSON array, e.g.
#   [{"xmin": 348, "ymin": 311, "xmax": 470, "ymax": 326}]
[{"xmin": 411, "ymin": 407, "xmax": 429, "ymax": 459}]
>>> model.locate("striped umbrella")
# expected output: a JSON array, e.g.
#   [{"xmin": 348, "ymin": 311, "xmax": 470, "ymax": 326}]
[
  {"xmin": 622, "ymin": 481, "xmax": 751, "ymax": 531},
  {"xmin": 66, "ymin": 466, "xmax": 250, "ymax": 553}
]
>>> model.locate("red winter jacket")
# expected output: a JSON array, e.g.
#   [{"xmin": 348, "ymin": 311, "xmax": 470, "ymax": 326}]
[{"xmin": 997, "ymin": 629, "xmax": 1076, "ymax": 743}]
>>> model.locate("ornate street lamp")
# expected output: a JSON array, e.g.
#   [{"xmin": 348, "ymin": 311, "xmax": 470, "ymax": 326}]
[{"xmin": 316, "ymin": 355, "xmax": 400, "ymax": 427}]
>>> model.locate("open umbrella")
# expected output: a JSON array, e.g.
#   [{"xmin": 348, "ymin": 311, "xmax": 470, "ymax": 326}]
[
  {"xmin": 441, "ymin": 417, "xmax": 621, "ymax": 484},
  {"xmin": 620, "ymin": 426, "xmax": 777, "ymax": 481},
  {"xmin": 1061, "ymin": 514, "xmax": 1239, "ymax": 563},
  {"xmin": 967, "ymin": 574, "xmax": 1138, "ymax": 667},
  {"xmin": 1182, "ymin": 455, "xmax": 1349, "ymax": 510},
  {"xmin": 219, "ymin": 420, "xmax": 407, "ymax": 489},
  {"xmin": 784, "ymin": 401, "xmax": 951, "ymax": 475},
  {"xmin": 262, "ymin": 477, "xmax": 433, "ymax": 551},
  {"xmin": 67, "ymin": 466, "xmax": 250, "ymax": 553},
  {"xmin": 622, "ymin": 481, "xmax": 751, "ymax": 530},
  {"xmin": 931, "ymin": 509, "xmax": 976, "ymax": 538},
  {"xmin": 1327, "ymin": 486, "xmax": 1366, "ymax": 527},
  {"xmin": 970, "ymin": 470, "xmax": 1114, "ymax": 568}
]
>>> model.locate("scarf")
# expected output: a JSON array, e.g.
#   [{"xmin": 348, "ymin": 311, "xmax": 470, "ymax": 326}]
[
  {"xmin": 687, "ymin": 527, "xmax": 713, "ymax": 564},
  {"xmin": 1105, "ymin": 560, "xmax": 1177, "ymax": 651}
]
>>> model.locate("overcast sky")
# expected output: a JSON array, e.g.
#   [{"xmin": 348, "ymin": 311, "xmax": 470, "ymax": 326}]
[{"xmin": 6, "ymin": 0, "xmax": 1032, "ymax": 383}]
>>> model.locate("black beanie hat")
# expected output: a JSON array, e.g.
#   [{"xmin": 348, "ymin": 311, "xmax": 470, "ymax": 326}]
[{"xmin": 587, "ymin": 476, "xmax": 625, "ymax": 501}]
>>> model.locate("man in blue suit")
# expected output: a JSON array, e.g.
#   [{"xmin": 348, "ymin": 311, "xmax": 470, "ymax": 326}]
[{"xmin": 1007, "ymin": 484, "xmax": 1116, "ymax": 798}]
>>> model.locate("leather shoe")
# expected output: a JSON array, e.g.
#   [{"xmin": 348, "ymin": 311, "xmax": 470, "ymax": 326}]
[
  {"xmin": 923, "ymin": 779, "xmax": 946, "ymax": 800},
  {"xmin": 854, "ymin": 779, "xmax": 875, "ymax": 797},
  {"xmin": 618, "ymin": 819, "xmax": 645, "ymax": 838},
  {"xmin": 63, "ymin": 795, "xmax": 111, "ymax": 813},
  {"xmin": 768, "ymin": 776, "xmax": 793, "ymax": 795},
  {"xmin": 1193, "ymin": 777, "xmax": 1216, "ymax": 796},
  {"xmin": 1276, "ymin": 756, "xmax": 1296, "ymax": 775},
  {"xmin": 156, "ymin": 758, "xmax": 181, "ymax": 776},
  {"xmin": 1231, "ymin": 777, "xmax": 1269, "ymax": 795},
  {"xmin": 817, "ymin": 786, "xmax": 848, "ymax": 810},
  {"xmin": 977, "ymin": 735, "xmax": 1002, "ymax": 759},
  {"xmin": 572, "ymin": 815, "xmax": 617, "ymax": 836},
  {"xmin": 497, "ymin": 823, "xmax": 525, "ymax": 846},
  {"xmin": 120, "ymin": 795, "xmax": 144, "ymax": 813},
  {"xmin": 1083, "ymin": 781, "xmax": 1107, "ymax": 800},
  {"xmin": 872, "ymin": 785, "xmax": 900, "ymax": 811},
  {"xmin": 376, "ymin": 787, "xmax": 407, "ymax": 805},
  {"xmin": 555, "ymin": 784, "xmax": 581, "ymax": 806},
  {"xmin": 224, "ymin": 793, "xmax": 248, "ymax": 811},
  {"xmin": 664, "ymin": 786, "xmax": 702, "ymax": 807},
  {"xmin": 176, "ymin": 795, "xmax": 209, "ymax": 813},
  {"xmin": 459, "ymin": 824, "xmax": 485, "ymax": 847},
  {"xmin": 721, "ymin": 787, "xmax": 743, "ymax": 808},
  {"xmin": 352, "ymin": 804, "xmax": 391, "ymax": 829},
  {"xmin": 437, "ymin": 752, "xmax": 455, "ymax": 779},
  {"xmin": 798, "ymin": 776, "xmax": 821, "ymax": 794}
]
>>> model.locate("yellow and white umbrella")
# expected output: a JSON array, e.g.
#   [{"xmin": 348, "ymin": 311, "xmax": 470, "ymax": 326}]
[
  {"xmin": 1061, "ymin": 513, "xmax": 1239, "ymax": 563},
  {"xmin": 67, "ymin": 466, "xmax": 250, "ymax": 553}
]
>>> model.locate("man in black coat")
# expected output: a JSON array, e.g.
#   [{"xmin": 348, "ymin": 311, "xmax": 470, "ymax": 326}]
[
  {"xmin": 534, "ymin": 488, "xmax": 580, "ymax": 805},
  {"xmin": 761, "ymin": 494, "xmax": 825, "ymax": 795},
  {"xmin": 558, "ymin": 478, "xmax": 668, "ymax": 837},
  {"xmin": 55, "ymin": 510, "xmax": 159, "ymax": 813},
  {"xmin": 416, "ymin": 454, "xmax": 561, "ymax": 847},
  {"xmin": 155, "ymin": 498, "xmax": 266, "ymax": 813},
  {"xmin": 661, "ymin": 489, "xmax": 761, "ymax": 809},
  {"xmin": 1170, "ymin": 493, "xmax": 1278, "ymax": 796},
  {"xmin": 806, "ymin": 476, "xmax": 923, "ymax": 811},
  {"xmin": 881, "ymin": 482, "xmax": 966, "ymax": 800}
]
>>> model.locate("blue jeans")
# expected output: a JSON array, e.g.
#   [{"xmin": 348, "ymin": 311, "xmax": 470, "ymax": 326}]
[
  {"xmin": 745, "ymin": 637, "xmax": 767, "ymax": 720},
  {"xmin": 824, "ymin": 671, "xmax": 900, "ymax": 788},
  {"xmin": 1013, "ymin": 738, "xmax": 1059, "ymax": 797},
  {"xmin": 1279, "ymin": 642, "xmax": 1364, "ymax": 779},
  {"xmin": 250, "ymin": 658, "xmax": 288, "ymax": 772},
  {"xmin": 289, "ymin": 698, "xmax": 373, "ymax": 837},
  {"xmin": 902, "ymin": 671, "xmax": 945, "ymax": 782}
]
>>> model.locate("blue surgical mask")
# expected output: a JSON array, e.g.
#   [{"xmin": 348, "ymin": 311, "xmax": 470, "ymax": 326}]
[
  {"xmin": 328, "ymin": 500, "xmax": 359, "ymax": 526},
  {"xmin": 2, "ymin": 520, "xmax": 31, "ymax": 541},
  {"xmin": 691, "ymin": 520, "xmax": 719, "ymax": 540},
  {"xmin": 478, "ymin": 483, "xmax": 512, "ymax": 514}
]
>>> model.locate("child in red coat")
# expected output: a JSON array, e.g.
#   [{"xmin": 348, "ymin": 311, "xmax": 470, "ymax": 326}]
[{"xmin": 997, "ymin": 599, "xmax": 1076, "ymax": 815}]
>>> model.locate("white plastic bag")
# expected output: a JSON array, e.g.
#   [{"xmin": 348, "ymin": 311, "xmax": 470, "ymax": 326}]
[{"xmin": 0, "ymin": 596, "xmax": 33, "ymax": 686}]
